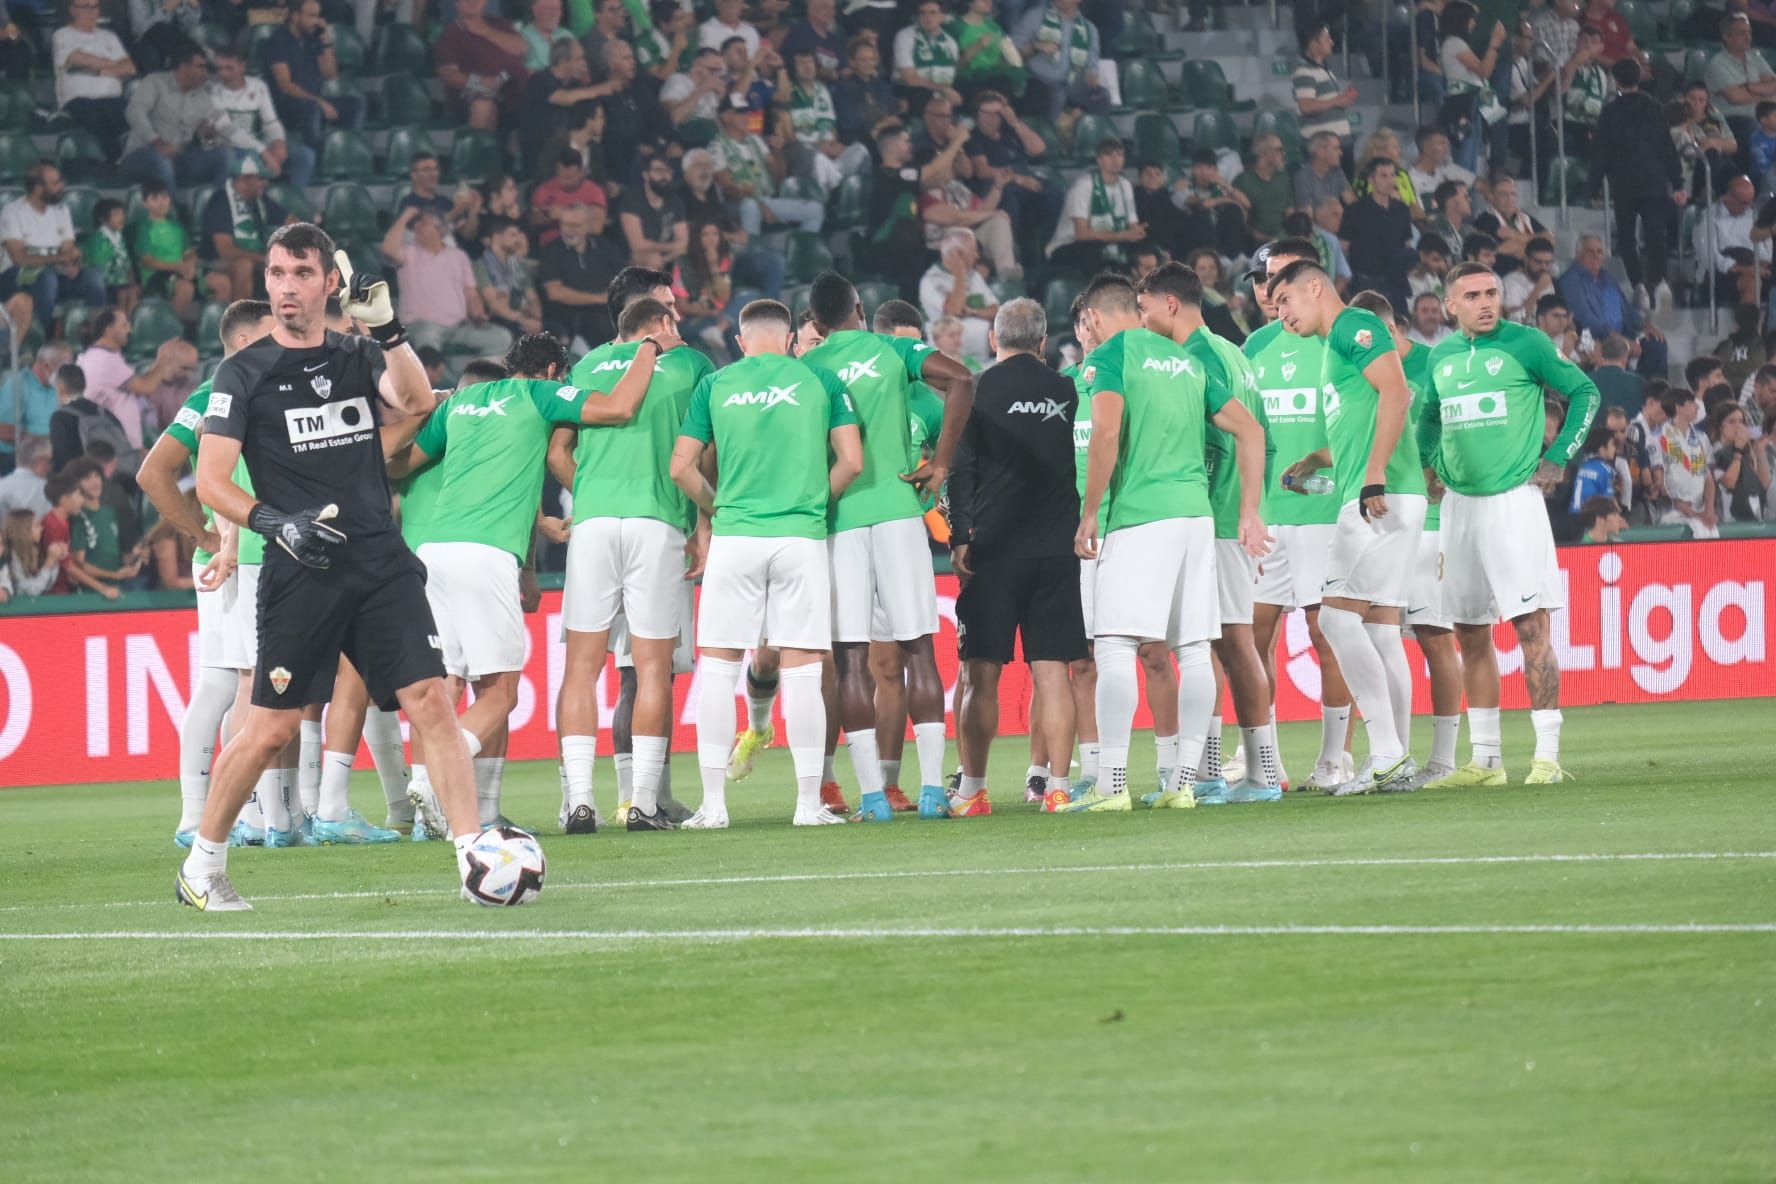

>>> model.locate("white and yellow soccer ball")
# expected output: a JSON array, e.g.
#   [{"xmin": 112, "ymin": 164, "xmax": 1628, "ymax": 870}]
[{"xmin": 461, "ymin": 825, "xmax": 547, "ymax": 907}]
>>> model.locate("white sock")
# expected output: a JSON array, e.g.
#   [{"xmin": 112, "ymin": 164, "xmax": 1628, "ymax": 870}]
[
  {"xmin": 257, "ymin": 768, "xmax": 288, "ymax": 831},
  {"xmin": 182, "ymin": 833, "xmax": 228, "ymax": 879},
  {"xmin": 880, "ymin": 757, "xmax": 902, "ymax": 787},
  {"xmin": 1318, "ymin": 704, "xmax": 1352, "ymax": 768},
  {"xmin": 960, "ymin": 774, "xmax": 987, "ymax": 795},
  {"xmin": 821, "ymin": 753, "xmax": 837, "ymax": 784},
  {"xmin": 474, "ymin": 757, "xmax": 505, "ymax": 825},
  {"xmin": 846, "ymin": 728, "xmax": 884, "ymax": 799},
  {"xmin": 1079, "ymin": 742, "xmax": 1100, "ymax": 782},
  {"xmin": 1200, "ymin": 716, "xmax": 1223, "ymax": 780},
  {"xmin": 1468, "ymin": 706, "xmax": 1502, "ymax": 768},
  {"xmin": 696, "ymin": 655, "xmax": 742, "ymax": 815},
  {"xmin": 1364, "ymin": 620, "xmax": 1414, "ymax": 757},
  {"xmin": 1318, "ymin": 607, "xmax": 1402, "ymax": 766},
  {"xmin": 178, "ymin": 666, "xmax": 234, "ymax": 830},
  {"xmin": 745, "ymin": 665, "xmax": 778, "ymax": 732},
  {"xmin": 1530, "ymin": 708, "xmax": 1562, "ymax": 763},
  {"xmin": 1095, "ymin": 635, "xmax": 1140, "ymax": 795},
  {"xmin": 1172, "ymin": 641, "xmax": 1215, "ymax": 787},
  {"xmin": 632, "ymin": 735, "xmax": 668, "ymax": 815},
  {"xmin": 1242, "ymin": 724, "xmax": 1282, "ymax": 788},
  {"xmin": 1431, "ymin": 714, "xmax": 1460, "ymax": 770},
  {"xmin": 562, "ymin": 734, "xmax": 596, "ymax": 811},
  {"xmin": 411, "ymin": 762, "xmax": 428, "ymax": 792},
  {"xmin": 240, "ymin": 782, "xmax": 265, "ymax": 830},
  {"xmin": 298, "ymin": 719, "xmax": 323, "ymax": 815},
  {"xmin": 318, "ymin": 751, "xmax": 354, "ymax": 821},
  {"xmin": 1154, "ymin": 733, "xmax": 1178, "ymax": 781},
  {"xmin": 780, "ymin": 663, "xmax": 825, "ymax": 812},
  {"xmin": 364, "ymin": 707, "xmax": 410, "ymax": 817},
  {"xmin": 1265, "ymin": 722, "xmax": 1285, "ymax": 784},
  {"xmin": 1026, "ymin": 763, "xmax": 1049, "ymax": 784},
  {"xmin": 460, "ymin": 728, "xmax": 483, "ymax": 759},
  {"xmin": 912, "ymin": 721, "xmax": 946, "ymax": 788},
  {"xmin": 614, "ymin": 752, "xmax": 634, "ymax": 804}
]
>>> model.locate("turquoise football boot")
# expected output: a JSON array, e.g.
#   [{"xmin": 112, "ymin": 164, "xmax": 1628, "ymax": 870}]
[{"xmin": 309, "ymin": 809, "xmax": 402, "ymax": 845}]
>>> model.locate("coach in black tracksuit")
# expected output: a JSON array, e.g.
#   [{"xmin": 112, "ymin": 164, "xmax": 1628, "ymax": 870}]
[{"xmin": 947, "ymin": 297, "xmax": 1086, "ymax": 798}]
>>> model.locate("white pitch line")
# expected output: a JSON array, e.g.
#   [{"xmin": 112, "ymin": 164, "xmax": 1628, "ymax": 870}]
[
  {"xmin": 3, "ymin": 850, "xmax": 1774, "ymax": 914},
  {"xmin": 1, "ymin": 923, "xmax": 1773, "ymax": 942}
]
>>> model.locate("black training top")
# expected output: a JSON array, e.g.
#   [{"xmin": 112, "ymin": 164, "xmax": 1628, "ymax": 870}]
[{"xmin": 946, "ymin": 352, "xmax": 1081, "ymax": 558}]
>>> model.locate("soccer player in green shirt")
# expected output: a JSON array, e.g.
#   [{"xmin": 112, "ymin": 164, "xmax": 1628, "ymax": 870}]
[
  {"xmin": 670, "ymin": 299, "xmax": 864, "ymax": 828},
  {"xmin": 137, "ymin": 300, "xmax": 273, "ymax": 846},
  {"xmin": 1065, "ymin": 274, "xmax": 1269, "ymax": 813},
  {"xmin": 549, "ymin": 296, "xmax": 713, "ymax": 833},
  {"xmin": 1421, "ymin": 262, "xmax": 1601, "ymax": 785},
  {"xmin": 390, "ymin": 331, "xmax": 668, "ymax": 829},
  {"xmin": 802, "ymin": 272, "xmax": 976, "ymax": 822},
  {"xmin": 1269, "ymin": 262, "xmax": 1427, "ymax": 796},
  {"xmin": 1137, "ymin": 262, "xmax": 1284, "ymax": 805},
  {"xmin": 1247, "ymin": 238, "xmax": 1358, "ymax": 792}
]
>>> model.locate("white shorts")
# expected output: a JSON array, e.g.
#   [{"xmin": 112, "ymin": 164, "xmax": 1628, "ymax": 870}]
[
  {"xmin": 1403, "ymin": 527, "xmax": 1451, "ymax": 634},
  {"xmin": 220, "ymin": 562, "xmax": 260, "ymax": 671},
  {"xmin": 1215, "ymin": 538, "xmax": 1257, "ymax": 626},
  {"xmin": 829, "ymin": 517, "xmax": 940, "ymax": 643},
  {"xmin": 1441, "ymin": 484, "xmax": 1566, "ymax": 625},
  {"xmin": 416, "ymin": 541, "xmax": 524, "ymax": 680},
  {"xmin": 699, "ymin": 534, "xmax": 832, "ymax": 652},
  {"xmin": 1079, "ymin": 555, "xmax": 1097, "ymax": 636},
  {"xmin": 611, "ymin": 579, "xmax": 696, "ymax": 675},
  {"xmin": 1254, "ymin": 522, "xmax": 1335, "ymax": 611},
  {"xmin": 194, "ymin": 561, "xmax": 234, "ymax": 669},
  {"xmin": 562, "ymin": 516, "xmax": 687, "ymax": 639},
  {"xmin": 1322, "ymin": 494, "xmax": 1427, "ymax": 608},
  {"xmin": 1092, "ymin": 516, "xmax": 1220, "ymax": 645}
]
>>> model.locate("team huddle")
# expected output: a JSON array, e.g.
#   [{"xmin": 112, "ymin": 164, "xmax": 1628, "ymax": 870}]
[{"xmin": 152, "ymin": 221, "xmax": 1600, "ymax": 911}]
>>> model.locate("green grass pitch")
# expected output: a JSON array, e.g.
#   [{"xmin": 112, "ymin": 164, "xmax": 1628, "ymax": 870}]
[{"xmin": 3, "ymin": 699, "xmax": 1773, "ymax": 1182}]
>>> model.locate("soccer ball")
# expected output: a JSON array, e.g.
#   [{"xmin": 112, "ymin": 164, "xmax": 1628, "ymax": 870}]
[{"xmin": 461, "ymin": 825, "xmax": 546, "ymax": 907}]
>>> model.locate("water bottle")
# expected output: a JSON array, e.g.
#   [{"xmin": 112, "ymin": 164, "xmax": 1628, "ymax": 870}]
[{"xmin": 1284, "ymin": 473, "xmax": 1336, "ymax": 495}]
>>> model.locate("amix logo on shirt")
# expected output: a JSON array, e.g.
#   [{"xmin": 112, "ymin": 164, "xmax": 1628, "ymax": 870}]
[
  {"xmin": 836, "ymin": 357, "xmax": 881, "ymax": 383},
  {"xmin": 284, "ymin": 397, "xmax": 373, "ymax": 451},
  {"xmin": 588, "ymin": 357, "xmax": 630, "ymax": 374},
  {"xmin": 1009, "ymin": 398, "xmax": 1067, "ymax": 420},
  {"xmin": 1140, "ymin": 356, "xmax": 1197, "ymax": 377},
  {"xmin": 723, "ymin": 384, "xmax": 802, "ymax": 408},
  {"xmin": 451, "ymin": 396, "xmax": 514, "ymax": 419}
]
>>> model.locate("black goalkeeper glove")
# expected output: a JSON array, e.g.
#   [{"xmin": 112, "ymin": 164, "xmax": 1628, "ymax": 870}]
[{"xmin": 248, "ymin": 502, "xmax": 347, "ymax": 570}]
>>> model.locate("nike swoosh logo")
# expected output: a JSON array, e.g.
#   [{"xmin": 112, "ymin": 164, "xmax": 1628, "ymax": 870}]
[
  {"xmin": 178, "ymin": 871, "xmax": 208, "ymax": 910},
  {"xmin": 1280, "ymin": 350, "xmax": 1298, "ymax": 358},
  {"xmin": 304, "ymin": 361, "xmax": 327, "ymax": 372},
  {"xmin": 1458, "ymin": 380, "xmax": 1476, "ymax": 388},
  {"xmin": 1520, "ymin": 594, "xmax": 1536, "ymax": 603},
  {"xmin": 1408, "ymin": 606, "xmax": 1429, "ymax": 614}
]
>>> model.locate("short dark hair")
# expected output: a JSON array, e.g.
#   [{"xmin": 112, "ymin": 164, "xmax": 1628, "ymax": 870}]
[
  {"xmin": 1583, "ymin": 424, "xmax": 1616, "ymax": 455},
  {"xmin": 1349, "ymin": 289, "xmax": 1396, "ymax": 322},
  {"xmin": 1614, "ymin": 58, "xmax": 1643, "ymax": 89},
  {"xmin": 1461, "ymin": 232, "xmax": 1498, "ymax": 260},
  {"xmin": 266, "ymin": 222, "xmax": 338, "ymax": 271},
  {"xmin": 1281, "ymin": 210, "xmax": 1315, "ymax": 238},
  {"xmin": 1267, "ymin": 236, "xmax": 1321, "ymax": 267},
  {"xmin": 872, "ymin": 299, "xmax": 924, "ymax": 335},
  {"xmin": 1417, "ymin": 233, "xmax": 1451, "ymax": 259},
  {"xmin": 44, "ymin": 471, "xmax": 81, "ymax": 506},
  {"xmin": 459, "ymin": 358, "xmax": 509, "ymax": 387},
  {"xmin": 1432, "ymin": 179, "xmax": 1467, "ymax": 208},
  {"xmin": 1578, "ymin": 495, "xmax": 1622, "ymax": 531},
  {"xmin": 1536, "ymin": 294, "xmax": 1567, "ymax": 318},
  {"xmin": 219, "ymin": 298, "xmax": 271, "ymax": 346},
  {"xmin": 738, "ymin": 298, "xmax": 793, "ymax": 333},
  {"xmin": 1363, "ymin": 155, "xmax": 1396, "ymax": 181},
  {"xmin": 607, "ymin": 266, "xmax": 673, "ymax": 321},
  {"xmin": 618, "ymin": 296, "xmax": 673, "ymax": 339},
  {"xmin": 410, "ymin": 151, "xmax": 439, "ymax": 170},
  {"xmin": 1754, "ymin": 363, "xmax": 1776, "ymax": 388},
  {"xmin": 1191, "ymin": 147, "xmax": 1219, "ymax": 167},
  {"xmin": 59, "ymin": 457, "xmax": 101, "ymax": 485},
  {"xmin": 1266, "ymin": 257, "xmax": 1329, "ymax": 298},
  {"xmin": 1081, "ymin": 272, "xmax": 1139, "ymax": 316},
  {"xmin": 1135, "ymin": 260, "xmax": 1204, "ymax": 307},
  {"xmin": 1659, "ymin": 387, "xmax": 1697, "ymax": 418},
  {"xmin": 1095, "ymin": 136, "xmax": 1125, "ymax": 156},
  {"xmin": 54, "ymin": 363, "xmax": 85, "ymax": 396},
  {"xmin": 84, "ymin": 439, "xmax": 118, "ymax": 464},
  {"xmin": 1685, "ymin": 354, "xmax": 1724, "ymax": 390},
  {"xmin": 807, "ymin": 271, "xmax": 859, "ymax": 332},
  {"xmin": 1445, "ymin": 260, "xmax": 1497, "ymax": 287},
  {"xmin": 556, "ymin": 148, "xmax": 584, "ymax": 168},
  {"xmin": 1525, "ymin": 235, "xmax": 1555, "ymax": 257},
  {"xmin": 84, "ymin": 306, "xmax": 124, "ymax": 348},
  {"xmin": 504, "ymin": 333, "xmax": 570, "ymax": 378},
  {"xmin": 1298, "ymin": 21, "xmax": 1329, "ymax": 53},
  {"xmin": 92, "ymin": 198, "xmax": 124, "ymax": 230},
  {"xmin": 415, "ymin": 345, "xmax": 446, "ymax": 371}
]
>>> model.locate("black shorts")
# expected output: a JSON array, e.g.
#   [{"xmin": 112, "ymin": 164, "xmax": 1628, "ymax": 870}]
[
  {"xmin": 252, "ymin": 543, "xmax": 445, "ymax": 709},
  {"xmin": 955, "ymin": 552, "xmax": 1087, "ymax": 666}
]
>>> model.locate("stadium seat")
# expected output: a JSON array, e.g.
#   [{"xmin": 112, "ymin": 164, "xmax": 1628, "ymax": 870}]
[
  {"xmin": 1112, "ymin": 59, "xmax": 1169, "ymax": 114},
  {"xmin": 321, "ymin": 182, "xmax": 381, "ymax": 245},
  {"xmin": 1190, "ymin": 109, "xmax": 1239, "ymax": 153},
  {"xmin": 1021, "ymin": 113, "xmax": 1063, "ymax": 159},
  {"xmin": 373, "ymin": 23, "xmax": 434, "ymax": 76},
  {"xmin": 322, "ymin": 77, "xmax": 367, "ymax": 110},
  {"xmin": 384, "ymin": 127, "xmax": 442, "ymax": 177},
  {"xmin": 126, "ymin": 299, "xmax": 185, "ymax": 363},
  {"xmin": 55, "ymin": 129, "xmax": 110, "ymax": 182},
  {"xmin": 180, "ymin": 184, "xmax": 216, "ymax": 237},
  {"xmin": 0, "ymin": 130, "xmax": 37, "ymax": 184},
  {"xmin": 1133, "ymin": 113, "xmax": 1182, "ymax": 167},
  {"xmin": 247, "ymin": 22, "xmax": 280, "ymax": 70},
  {"xmin": 60, "ymin": 186, "xmax": 101, "ymax": 234},
  {"xmin": 331, "ymin": 24, "xmax": 367, "ymax": 72},
  {"xmin": 57, "ymin": 301, "xmax": 95, "ymax": 345},
  {"xmin": 855, "ymin": 280, "xmax": 898, "ymax": 321},
  {"xmin": 1112, "ymin": 9, "xmax": 1183, "ymax": 62},
  {"xmin": 449, "ymin": 129, "xmax": 503, "ymax": 182},
  {"xmin": 1683, "ymin": 48, "xmax": 1709, "ymax": 84},
  {"xmin": 269, "ymin": 180, "xmax": 314, "ymax": 223},
  {"xmin": 786, "ymin": 232, "xmax": 834, "ymax": 283},
  {"xmin": 378, "ymin": 74, "xmax": 444, "ymax": 131},
  {"xmin": 1181, "ymin": 60, "xmax": 1254, "ymax": 112},
  {"xmin": 1042, "ymin": 274, "xmax": 1082, "ymax": 328},
  {"xmin": 1539, "ymin": 155, "xmax": 1587, "ymax": 207},
  {"xmin": 194, "ymin": 301, "xmax": 226, "ymax": 358},
  {"xmin": 1615, "ymin": 524, "xmax": 1692, "ymax": 542},
  {"xmin": 830, "ymin": 172, "xmax": 871, "ymax": 230},
  {"xmin": 1716, "ymin": 520, "xmax": 1776, "ymax": 538},
  {"xmin": 317, "ymin": 129, "xmax": 376, "ymax": 182},
  {"xmin": 677, "ymin": 117, "xmax": 719, "ymax": 148},
  {"xmin": 1067, "ymin": 113, "xmax": 1117, "ymax": 164},
  {"xmin": 782, "ymin": 282, "xmax": 813, "ymax": 321}
]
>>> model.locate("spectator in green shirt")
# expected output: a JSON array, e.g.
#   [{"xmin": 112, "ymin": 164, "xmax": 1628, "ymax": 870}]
[
  {"xmin": 67, "ymin": 455, "xmax": 144, "ymax": 594},
  {"xmin": 130, "ymin": 181, "xmax": 199, "ymax": 322},
  {"xmin": 1233, "ymin": 133, "xmax": 1295, "ymax": 241},
  {"xmin": 951, "ymin": 0, "xmax": 1025, "ymax": 99},
  {"xmin": 81, "ymin": 198, "xmax": 138, "ymax": 315}
]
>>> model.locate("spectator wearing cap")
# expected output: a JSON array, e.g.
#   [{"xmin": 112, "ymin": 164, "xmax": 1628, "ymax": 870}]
[
  {"xmin": 1593, "ymin": 57, "xmax": 1686, "ymax": 312},
  {"xmin": 1714, "ymin": 304, "xmax": 1768, "ymax": 395},
  {"xmin": 1235, "ymin": 134, "xmax": 1294, "ymax": 242},
  {"xmin": 921, "ymin": 228, "xmax": 1000, "ymax": 364},
  {"xmin": 781, "ymin": 0, "xmax": 845, "ymax": 81},
  {"xmin": 381, "ymin": 208, "xmax": 515, "ymax": 359},
  {"xmin": 699, "ymin": 0, "xmax": 759, "ymax": 57},
  {"xmin": 1014, "ymin": 0, "xmax": 1108, "ymax": 122},
  {"xmin": 0, "ymin": 164, "xmax": 107, "ymax": 333},
  {"xmin": 1559, "ymin": 233, "xmax": 1668, "ymax": 378},
  {"xmin": 538, "ymin": 203, "xmax": 626, "ymax": 348},
  {"xmin": 531, "ymin": 150, "xmax": 610, "ymax": 246},
  {"xmin": 1706, "ymin": 12, "xmax": 1776, "ymax": 148},
  {"xmin": 53, "ymin": 0, "xmax": 136, "ymax": 156},
  {"xmin": 1591, "ymin": 333, "xmax": 1645, "ymax": 413},
  {"xmin": 209, "ymin": 43, "xmax": 308, "ymax": 191},
  {"xmin": 266, "ymin": 0, "xmax": 365, "ymax": 156},
  {"xmin": 1294, "ymin": 130, "xmax": 1354, "ymax": 211},
  {"xmin": 1045, "ymin": 136, "xmax": 1142, "ymax": 273},
  {"xmin": 712, "ymin": 92, "xmax": 825, "ymax": 236},
  {"xmin": 122, "ymin": 41, "xmax": 251, "ymax": 192},
  {"xmin": 200, "ymin": 154, "xmax": 290, "ymax": 305},
  {"xmin": 437, "ymin": 0, "xmax": 531, "ymax": 131},
  {"xmin": 0, "ymin": 342, "xmax": 67, "ymax": 476}
]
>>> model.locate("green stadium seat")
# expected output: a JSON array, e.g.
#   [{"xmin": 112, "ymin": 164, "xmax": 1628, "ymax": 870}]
[
  {"xmin": 855, "ymin": 280, "xmax": 899, "ymax": 322},
  {"xmin": 57, "ymin": 301, "xmax": 96, "ymax": 345},
  {"xmin": 1112, "ymin": 9, "xmax": 1183, "ymax": 62},
  {"xmin": 1539, "ymin": 155, "xmax": 1587, "ymax": 207},
  {"xmin": 378, "ymin": 74, "xmax": 444, "ymax": 131},
  {"xmin": 126, "ymin": 299, "xmax": 185, "ymax": 363},
  {"xmin": 677, "ymin": 117, "xmax": 719, "ymax": 149},
  {"xmin": 384, "ymin": 127, "xmax": 442, "ymax": 177},
  {"xmin": 180, "ymin": 185, "xmax": 217, "ymax": 238},
  {"xmin": 1683, "ymin": 48, "xmax": 1709, "ymax": 84},
  {"xmin": 268, "ymin": 180, "xmax": 313, "ymax": 223},
  {"xmin": 830, "ymin": 171, "xmax": 871, "ymax": 230},
  {"xmin": 1042, "ymin": 274, "xmax": 1082, "ymax": 328},
  {"xmin": 1190, "ymin": 109, "xmax": 1238, "ymax": 153},
  {"xmin": 1112, "ymin": 59, "xmax": 1169, "ymax": 115},
  {"xmin": 1252, "ymin": 109, "xmax": 1305, "ymax": 167},
  {"xmin": 1021, "ymin": 113, "xmax": 1063, "ymax": 159},
  {"xmin": 782, "ymin": 282, "xmax": 812, "ymax": 321},
  {"xmin": 786, "ymin": 232, "xmax": 834, "ymax": 283},
  {"xmin": 194, "ymin": 301, "xmax": 226, "ymax": 358},
  {"xmin": 331, "ymin": 24, "xmax": 367, "ymax": 72},
  {"xmin": 1182, "ymin": 60, "xmax": 1254, "ymax": 112},
  {"xmin": 1067, "ymin": 113, "xmax": 1118, "ymax": 165},
  {"xmin": 322, "ymin": 77, "xmax": 367, "ymax": 109},
  {"xmin": 1133, "ymin": 112, "xmax": 1182, "ymax": 167},
  {"xmin": 247, "ymin": 22, "xmax": 281, "ymax": 70},
  {"xmin": 449, "ymin": 128, "xmax": 503, "ymax": 182},
  {"xmin": 1716, "ymin": 520, "xmax": 1776, "ymax": 538},
  {"xmin": 59, "ymin": 186, "xmax": 101, "ymax": 234},
  {"xmin": 317, "ymin": 129, "xmax": 376, "ymax": 181},
  {"xmin": 1615, "ymin": 524, "xmax": 1692, "ymax": 542},
  {"xmin": 373, "ymin": 23, "xmax": 434, "ymax": 76},
  {"xmin": 55, "ymin": 129, "xmax": 110, "ymax": 182},
  {"xmin": 321, "ymin": 182, "xmax": 381, "ymax": 245}
]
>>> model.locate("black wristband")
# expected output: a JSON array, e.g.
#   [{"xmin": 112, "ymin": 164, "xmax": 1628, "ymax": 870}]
[
  {"xmin": 1360, "ymin": 484, "xmax": 1386, "ymax": 502},
  {"xmin": 246, "ymin": 503, "xmax": 279, "ymax": 537},
  {"xmin": 368, "ymin": 317, "xmax": 407, "ymax": 349}
]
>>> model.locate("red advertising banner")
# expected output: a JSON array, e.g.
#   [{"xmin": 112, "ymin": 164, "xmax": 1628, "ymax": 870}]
[{"xmin": 1, "ymin": 540, "xmax": 1770, "ymax": 787}]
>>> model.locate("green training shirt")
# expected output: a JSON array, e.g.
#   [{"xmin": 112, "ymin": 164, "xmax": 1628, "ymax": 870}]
[
  {"xmin": 1318, "ymin": 308, "xmax": 1426, "ymax": 505},
  {"xmin": 567, "ymin": 340, "xmax": 714, "ymax": 533},
  {"xmin": 1245, "ymin": 319, "xmax": 1337, "ymax": 526},
  {"xmin": 1084, "ymin": 327, "xmax": 1228, "ymax": 531},
  {"xmin": 907, "ymin": 379, "xmax": 944, "ymax": 513},
  {"xmin": 1062, "ymin": 362, "xmax": 1108, "ymax": 534},
  {"xmin": 411, "ymin": 377, "xmax": 592, "ymax": 559},
  {"xmin": 166, "ymin": 381, "xmax": 215, "ymax": 563},
  {"xmin": 397, "ymin": 406, "xmax": 446, "ymax": 551},
  {"xmin": 1422, "ymin": 320, "xmax": 1602, "ymax": 497},
  {"xmin": 798, "ymin": 329, "xmax": 931, "ymax": 531},
  {"xmin": 1184, "ymin": 326, "xmax": 1274, "ymax": 540},
  {"xmin": 1400, "ymin": 341, "xmax": 1440, "ymax": 531},
  {"xmin": 681, "ymin": 353, "xmax": 856, "ymax": 539}
]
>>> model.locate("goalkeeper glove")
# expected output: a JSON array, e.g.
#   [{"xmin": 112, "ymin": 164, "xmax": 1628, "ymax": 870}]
[
  {"xmin": 248, "ymin": 502, "xmax": 347, "ymax": 570},
  {"xmin": 335, "ymin": 250, "xmax": 406, "ymax": 347}
]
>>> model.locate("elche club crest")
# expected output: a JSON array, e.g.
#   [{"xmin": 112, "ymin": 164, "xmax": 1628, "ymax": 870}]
[
  {"xmin": 1281, "ymin": 361, "xmax": 1297, "ymax": 382},
  {"xmin": 1485, "ymin": 357, "xmax": 1504, "ymax": 376},
  {"xmin": 310, "ymin": 374, "xmax": 332, "ymax": 400},
  {"xmin": 1354, "ymin": 328, "xmax": 1373, "ymax": 349},
  {"xmin": 269, "ymin": 666, "xmax": 292, "ymax": 695}
]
